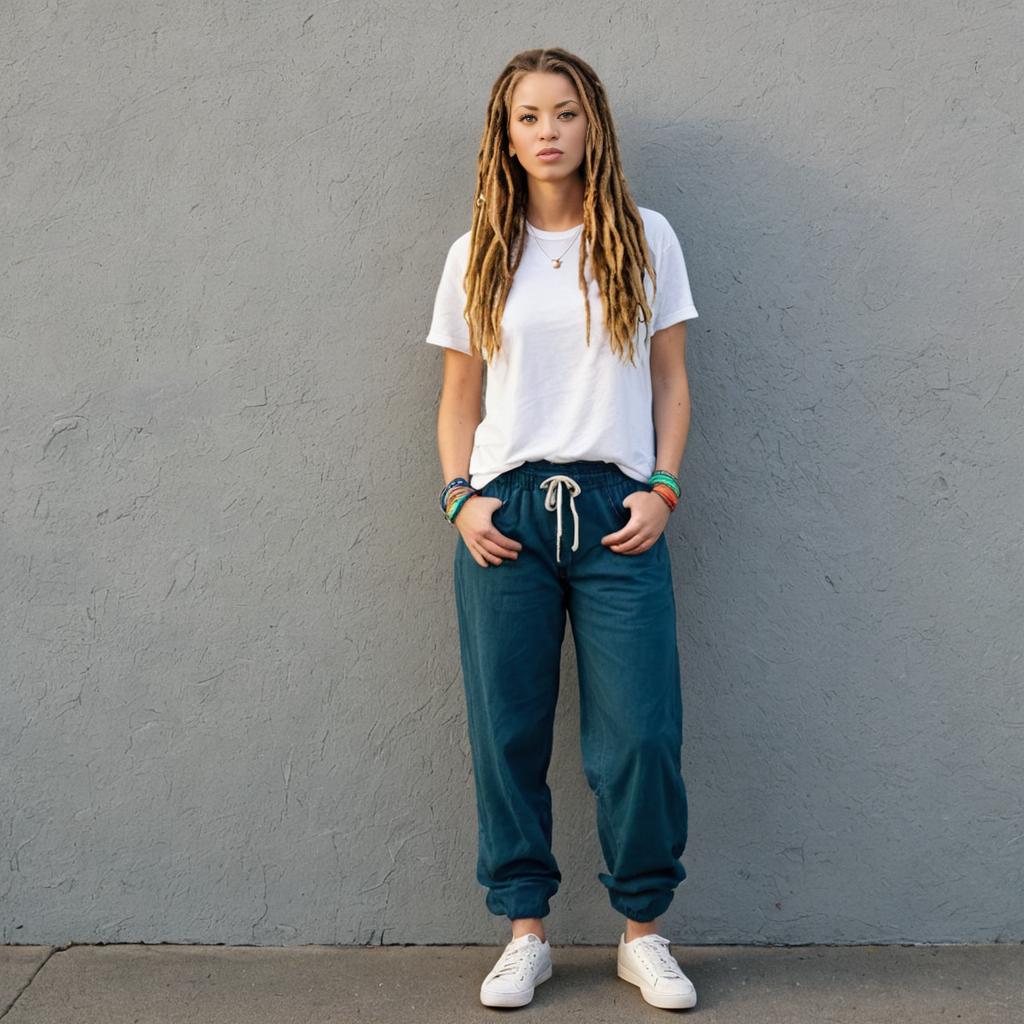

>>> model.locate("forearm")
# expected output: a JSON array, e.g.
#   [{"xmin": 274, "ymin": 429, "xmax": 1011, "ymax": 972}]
[
  {"xmin": 437, "ymin": 389, "xmax": 481, "ymax": 485},
  {"xmin": 651, "ymin": 375, "xmax": 691, "ymax": 480}
]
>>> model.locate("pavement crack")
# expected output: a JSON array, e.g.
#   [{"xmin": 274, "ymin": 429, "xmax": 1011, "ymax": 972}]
[{"xmin": 0, "ymin": 945, "xmax": 69, "ymax": 1019}]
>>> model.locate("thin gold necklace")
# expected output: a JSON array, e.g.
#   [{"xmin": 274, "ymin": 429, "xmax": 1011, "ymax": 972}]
[{"xmin": 525, "ymin": 223, "xmax": 583, "ymax": 269}]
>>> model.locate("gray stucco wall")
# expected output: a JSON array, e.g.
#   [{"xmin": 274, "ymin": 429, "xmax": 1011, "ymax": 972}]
[{"xmin": 2, "ymin": 2, "xmax": 1022, "ymax": 946}]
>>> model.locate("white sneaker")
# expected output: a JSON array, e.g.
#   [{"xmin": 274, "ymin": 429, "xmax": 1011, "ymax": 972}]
[
  {"xmin": 617, "ymin": 932, "xmax": 697, "ymax": 1009},
  {"xmin": 479, "ymin": 932, "xmax": 553, "ymax": 1008}
]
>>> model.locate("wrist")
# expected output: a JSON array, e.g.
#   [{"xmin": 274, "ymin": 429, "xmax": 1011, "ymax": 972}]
[
  {"xmin": 647, "ymin": 468, "xmax": 681, "ymax": 513},
  {"xmin": 440, "ymin": 476, "xmax": 479, "ymax": 524}
]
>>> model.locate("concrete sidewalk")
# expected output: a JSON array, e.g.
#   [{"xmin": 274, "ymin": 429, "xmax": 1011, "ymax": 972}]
[{"xmin": 1, "ymin": 943, "xmax": 1019, "ymax": 1022}]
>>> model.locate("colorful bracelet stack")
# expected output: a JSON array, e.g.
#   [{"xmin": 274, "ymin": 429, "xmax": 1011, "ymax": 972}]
[
  {"xmin": 439, "ymin": 476, "xmax": 479, "ymax": 524},
  {"xmin": 648, "ymin": 469, "xmax": 681, "ymax": 512}
]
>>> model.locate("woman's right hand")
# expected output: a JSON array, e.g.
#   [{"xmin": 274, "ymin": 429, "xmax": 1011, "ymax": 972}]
[{"xmin": 456, "ymin": 495, "xmax": 523, "ymax": 567}]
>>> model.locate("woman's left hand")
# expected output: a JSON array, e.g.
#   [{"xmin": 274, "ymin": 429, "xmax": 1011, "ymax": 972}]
[{"xmin": 601, "ymin": 491, "xmax": 670, "ymax": 555}]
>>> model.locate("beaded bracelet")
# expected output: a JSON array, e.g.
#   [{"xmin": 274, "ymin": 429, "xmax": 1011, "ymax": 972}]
[
  {"xmin": 439, "ymin": 476, "xmax": 479, "ymax": 524},
  {"xmin": 647, "ymin": 469, "xmax": 681, "ymax": 513},
  {"xmin": 439, "ymin": 476, "xmax": 470, "ymax": 512}
]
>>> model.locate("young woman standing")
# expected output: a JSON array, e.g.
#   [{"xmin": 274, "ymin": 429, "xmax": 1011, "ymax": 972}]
[{"xmin": 426, "ymin": 48, "xmax": 700, "ymax": 1011}]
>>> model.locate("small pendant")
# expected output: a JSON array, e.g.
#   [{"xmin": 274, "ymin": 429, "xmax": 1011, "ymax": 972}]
[{"xmin": 551, "ymin": 258, "xmax": 561, "ymax": 269}]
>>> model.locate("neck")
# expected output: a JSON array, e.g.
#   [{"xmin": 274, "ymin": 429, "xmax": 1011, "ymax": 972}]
[{"xmin": 524, "ymin": 176, "xmax": 585, "ymax": 231}]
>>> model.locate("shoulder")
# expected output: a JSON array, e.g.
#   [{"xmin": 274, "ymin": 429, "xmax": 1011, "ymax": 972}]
[
  {"xmin": 446, "ymin": 229, "xmax": 472, "ymax": 263},
  {"xmin": 636, "ymin": 206, "xmax": 674, "ymax": 249},
  {"xmin": 433, "ymin": 229, "xmax": 472, "ymax": 285}
]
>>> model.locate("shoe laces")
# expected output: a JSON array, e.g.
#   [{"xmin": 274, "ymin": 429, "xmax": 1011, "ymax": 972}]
[
  {"xmin": 491, "ymin": 936, "xmax": 539, "ymax": 980},
  {"xmin": 632, "ymin": 934, "xmax": 685, "ymax": 979}
]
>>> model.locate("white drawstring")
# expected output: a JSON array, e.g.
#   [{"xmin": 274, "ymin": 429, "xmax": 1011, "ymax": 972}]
[{"xmin": 538, "ymin": 474, "xmax": 582, "ymax": 563}]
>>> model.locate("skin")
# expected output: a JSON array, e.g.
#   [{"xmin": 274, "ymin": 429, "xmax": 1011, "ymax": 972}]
[{"xmin": 436, "ymin": 69, "xmax": 692, "ymax": 945}]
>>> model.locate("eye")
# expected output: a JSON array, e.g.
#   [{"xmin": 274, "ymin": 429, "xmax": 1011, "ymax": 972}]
[{"xmin": 518, "ymin": 111, "xmax": 578, "ymax": 123}]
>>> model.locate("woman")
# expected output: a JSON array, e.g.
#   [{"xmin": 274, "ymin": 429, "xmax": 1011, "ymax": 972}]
[{"xmin": 426, "ymin": 47, "xmax": 699, "ymax": 1012}]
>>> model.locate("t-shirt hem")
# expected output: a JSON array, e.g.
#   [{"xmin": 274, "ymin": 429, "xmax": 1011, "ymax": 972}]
[
  {"xmin": 470, "ymin": 469, "xmax": 507, "ymax": 490},
  {"xmin": 425, "ymin": 333, "xmax": 470, "ymax": 352},
  {"xmin": 653, "ymin": 306, "xmax": 699, "ymax": 332}
]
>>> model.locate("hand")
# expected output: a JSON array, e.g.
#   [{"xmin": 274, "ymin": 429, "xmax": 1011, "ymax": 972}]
[
  {"xmin": 601, "ymin": 490, "xmax": 670, "ymax": 555},
  {"xmin": 456, "ymin": 495, "xmax": 523, "ymax": 567}
]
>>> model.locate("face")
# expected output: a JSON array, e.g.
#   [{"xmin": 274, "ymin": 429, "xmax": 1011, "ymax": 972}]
[{"xmin": 507, "ymin": 71, "xmax": 588, "ymax": 180}]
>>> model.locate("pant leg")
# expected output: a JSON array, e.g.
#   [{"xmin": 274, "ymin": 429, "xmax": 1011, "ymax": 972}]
[
  {"xmin": 566, "ymin": 473, "xmax": 689, "ymax": 922},
  {"xmin": 453, "ymin": 476, "xmax": 567, "ymax": 920}
]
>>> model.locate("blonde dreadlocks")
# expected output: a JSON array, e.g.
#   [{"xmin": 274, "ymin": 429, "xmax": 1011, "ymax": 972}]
[{"xmin": 462, "ymin": 47, "xmax": 658, "ymax": 368}]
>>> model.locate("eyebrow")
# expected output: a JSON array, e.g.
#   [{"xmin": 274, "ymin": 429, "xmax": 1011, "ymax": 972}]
[{"xmin": 515, "ymin": 100, "xmax": 579, "ymax": 111}]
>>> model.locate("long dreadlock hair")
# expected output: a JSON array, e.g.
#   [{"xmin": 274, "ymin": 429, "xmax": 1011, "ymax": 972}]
[{"xmin": 463, "ymin": 47, "xmax": 657, "ymax": 368}]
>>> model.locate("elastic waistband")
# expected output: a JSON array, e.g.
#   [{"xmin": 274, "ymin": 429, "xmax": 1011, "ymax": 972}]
[{"xmin": 501, "ymin": 459, "xmax": 626, "ymax": 488}]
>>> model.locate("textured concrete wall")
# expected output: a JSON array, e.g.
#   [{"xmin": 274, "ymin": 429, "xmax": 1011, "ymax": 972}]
[{"xmin": 2, "ymin": 2, "xmax": 1022, "ymax": 946}]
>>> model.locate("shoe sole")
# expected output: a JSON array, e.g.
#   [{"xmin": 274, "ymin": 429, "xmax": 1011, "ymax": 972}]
[
  {"xmin": 480, "ymin": 962, "xmax": 553, "ymax": 1008},
  {"xmin": 617, "ymin": 961, "xmax": 697, "ymax": 1009}
]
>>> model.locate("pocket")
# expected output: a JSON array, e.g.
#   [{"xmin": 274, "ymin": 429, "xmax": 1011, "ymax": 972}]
[
  {"xmin": 603, "ymin": 478, "xmax": 666, "ymax": 561},
  {"xmin": 476, "ymin": 477, "xmax": 509, "ymax": 525},
  {"xmin": 604, "ymin": 478, "xmax": 641, "ymax": 525},
  {"xmin": 490, "ymin": 496, "xmax": 508, "ymax": 527}
]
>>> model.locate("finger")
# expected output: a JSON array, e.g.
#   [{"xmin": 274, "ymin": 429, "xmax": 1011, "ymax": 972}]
[
  {"xmin": 610, "ymin": 532, "xmax": 652, "ymax": 554},
  {"xmin": 487, "ymin": 528, "xmax": 522, "ymax": 554},
  {"xmin": 472, "ymin": 541, "xmax": 504, "ymax": 566},
  {"xmin": 479, "ymin": 533, "xmax": 519, "ymax": 560},
  {"xmin": 602, "ymin": 523, "xmax": 639, "ymax": 547}
]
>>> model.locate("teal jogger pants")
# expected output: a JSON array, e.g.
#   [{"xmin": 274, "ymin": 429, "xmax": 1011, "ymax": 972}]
[{"xmin": 453, "ymin": 458, "xmax": 688, "ymax": 923}]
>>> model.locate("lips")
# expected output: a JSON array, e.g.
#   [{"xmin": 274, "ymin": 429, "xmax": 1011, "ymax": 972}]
[{"xmin": 537, "ymin": 149, "xmax": 563, "ymax": 156}]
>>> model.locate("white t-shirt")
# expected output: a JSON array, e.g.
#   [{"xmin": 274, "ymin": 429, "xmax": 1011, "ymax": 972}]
[{"xmin": 425, "ymin": 206, "xmax": 698, "ymax": 489}]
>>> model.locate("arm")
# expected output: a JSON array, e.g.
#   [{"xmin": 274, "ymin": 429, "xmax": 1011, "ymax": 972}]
[
  {"xmin": 649, "ymin": 320, "xmax": 691, "ymax": 480},
  {"xmin": 437, "ymin": 347, "xmax": 484, "ymax": 484},
  {"xmin": 435, "ymin": 348, "xmax": 522, "ymax": 567},
  {"xmin": 602, "ymin": 320, "xmax": 691, "ymax": 554}
]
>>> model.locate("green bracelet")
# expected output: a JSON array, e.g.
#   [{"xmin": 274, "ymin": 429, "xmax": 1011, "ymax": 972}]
[{"xmin": 647, "ymin": 470, "xmax": 681, "ymax": 498}]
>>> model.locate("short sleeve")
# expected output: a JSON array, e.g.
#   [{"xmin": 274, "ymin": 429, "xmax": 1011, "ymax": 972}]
[
  {"xmin": 651, "ymin": 217, "xmax": 699, "ymax": 333},
  {"xmin": 425, "ymin": 233, "xmax": 472, "ymax": 354}
]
